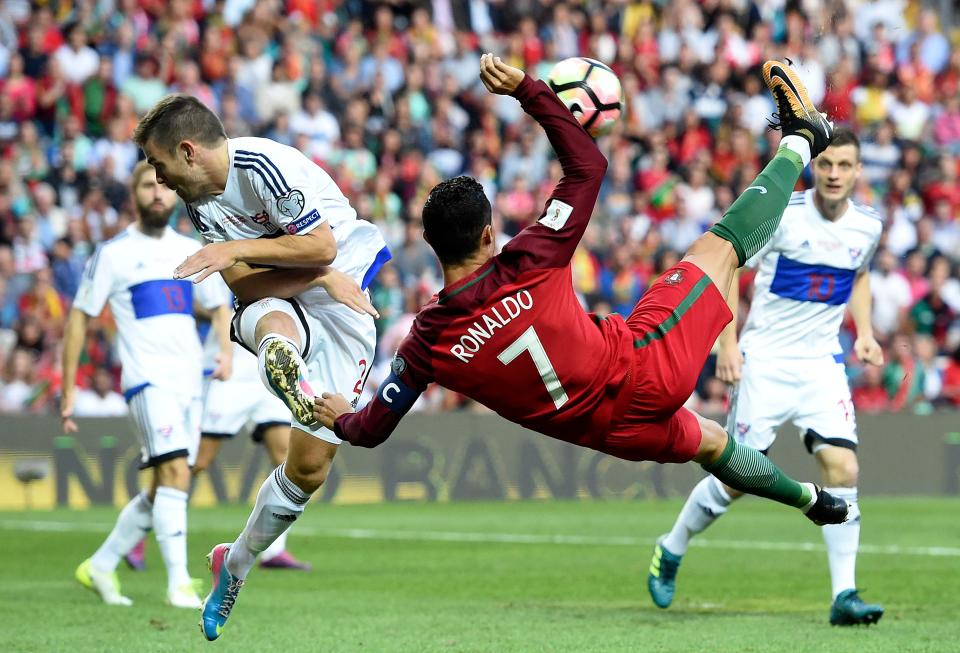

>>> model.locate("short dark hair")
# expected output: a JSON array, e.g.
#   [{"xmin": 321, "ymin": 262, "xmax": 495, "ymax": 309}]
[
  {"xmin": 133, "ymin": 94, "xmax": 227, "ymax": 152},
  {"xmin": 422, "ymin": 176, "xmax": 492, "ymax": 266},
  {"xmin": 828, "ymin": 126, "xmax": 860, "ymax": 157}
]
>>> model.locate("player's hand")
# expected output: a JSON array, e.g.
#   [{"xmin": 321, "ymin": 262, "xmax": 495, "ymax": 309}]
[
  {"xmin": 314, "ymin": 269, "xmax": 379, "ymax": 318},
  {"xmin": 174, "ymin": 242, "xmax": 239, "ymax": 283},
  {"xmin": 212, "ymin": 350, "xmax": 233, "ymax": 381},
  {"xmin": 716, "ymin": 346, "xmax": 744, "ymax": 385},
  {"xmin": 61, "ymin": 392, "xmax": 78, "ymax": 434},
  {"xmin": 854, "ymin": 336, "xmax": 884, "ymax": 366},
  {"xmin": 479, "ymin": 53, "xmax": 524, "ymax": 95},
  {"xmin": 313, "ymin": 392, "xmax": 352, "ymax": 430}
]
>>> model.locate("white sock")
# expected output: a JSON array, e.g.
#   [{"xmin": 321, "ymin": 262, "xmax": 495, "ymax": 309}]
[
  {"xmin": 662, "ymin": 476, "xmax": 733, "ymax": 556},
  {"xmin": 153, "ymin": 486, "xmax": 191, "ymax": 592},
  {"xmin": 227, "ymin": 463, "xmax": 310, "ymax": 579},
  {"xmin": 91, "ymin": 491, "xmax": 153, "ymax": 573},
  {"xmin": 822, "ymin": 486, "xmax": 859, "ymax": 599},
  {"xmin": 260, "ymin": 528, "xmax": 290, "ymax": 561},
  {"xmin": 779, "ymin": 134, "xmax": 812, "ymax": 167},
  {"xmin": 257, "ymin": 333, "xmax": 308, "ymax": 398}
]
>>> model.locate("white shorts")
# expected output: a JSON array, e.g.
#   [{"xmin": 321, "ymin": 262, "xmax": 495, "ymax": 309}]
[
  {"xmin": 726, "ymin": 354, "xmax": 858, "ymax": 454},
  {"xmin": 201, "ymin": 375, "xmax": 290, "ymax": 441},
  {"xmin": 126, "ymin": 384, "xmax": 202, "ymax": 469},
  {"xmin": 233, "ymin": 296, "xmax": 376, "ymax": 444}
]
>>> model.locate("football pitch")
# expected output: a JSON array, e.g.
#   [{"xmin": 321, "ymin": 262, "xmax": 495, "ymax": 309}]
[{"xmin": 1, "ymin": 498, "xmax": 956, "ymax": 653}]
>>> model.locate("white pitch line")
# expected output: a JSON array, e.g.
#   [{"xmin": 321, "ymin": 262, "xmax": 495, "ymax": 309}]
[{"xmin": 1, "ymin": 519, "xmax": 958, "ymax": 558}]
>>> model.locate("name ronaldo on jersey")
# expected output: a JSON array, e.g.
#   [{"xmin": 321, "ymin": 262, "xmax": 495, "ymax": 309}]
[{"xmin": 450, "ymin": 289, "xmax": 534, "ymax": 363}]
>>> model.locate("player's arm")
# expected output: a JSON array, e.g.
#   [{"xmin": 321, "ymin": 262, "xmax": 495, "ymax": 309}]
[
  {"xmin": 715, "ymin": 269, "xmax": 743, "ymax": 384},
  {"xmin": 481, "ymin": 54, "xmax": 608, "ymax": 268},
  {"xmin": 209, "ymin": 304, "xmax": 234, "ymax": 380},
  {"xmin": 220, "ymin": 262, "xmax": 378, "ymax": 317},
  {"xmin": 62, "ymin": 247, "xmax": 114, "ymax": 432},
  {"xmin": 314, "ymin": 336, "xmax": 432, "ymax": 447},
  {"xmin": 175, "ymin": 225, "xmax": 337, "ymax": 283},
  {"xmin": 850, "ymin": 270, "xmax": 883, "ymax": 366},
  {"xmin": 60, "ymin": 307, "xmax": 90, "ymax": 434}
]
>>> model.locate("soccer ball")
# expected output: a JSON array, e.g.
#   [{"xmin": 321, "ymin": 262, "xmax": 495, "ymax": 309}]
[{"xmin": 546, "ymin": 57, "xmax": 623, "ymax": 138}]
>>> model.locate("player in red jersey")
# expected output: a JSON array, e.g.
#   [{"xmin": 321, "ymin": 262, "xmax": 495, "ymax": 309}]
[{"xmin": 316, "ymin": 55, "xmax": 847, "ymax": 526}]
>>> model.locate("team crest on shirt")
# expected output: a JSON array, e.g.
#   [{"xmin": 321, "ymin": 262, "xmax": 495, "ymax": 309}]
[
  {"xmin": 277, "ymin": 189, "xmax": 305, "ymax": 218},
  {"xmin": 664, "ymin": 269, "xmax": 684, "ymax": 285},
  {"xmin": 848, "ymin": 247, "xmax": 863, "ymax": 265},
  {"xmin": 736, "ymin": 422, "xmax": 751, "ymax": 435},
  {"xmin": 158, "ymin": 425, "xmax": 173, "ymax": 438}
]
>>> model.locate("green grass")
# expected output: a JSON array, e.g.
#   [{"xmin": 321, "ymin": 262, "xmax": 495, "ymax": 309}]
[{"xmin": 1, "ymin": 498, "xmax": 957, "ymax": 653}]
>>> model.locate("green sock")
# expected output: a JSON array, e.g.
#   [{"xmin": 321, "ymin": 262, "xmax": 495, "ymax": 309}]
[
  {"xmin": 708, "ymin": 148, "xmax": 805, "ymax": 266},
  {"xmin": 702, "ymin": 435, "xmax": 813, "ymax": 509}
]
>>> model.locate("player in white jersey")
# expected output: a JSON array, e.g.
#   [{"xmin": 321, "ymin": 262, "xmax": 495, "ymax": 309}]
[
  {"xmin": 133, "ymin": 94, "xmax": 386, "ymax": 640},
  {"xmin": 648, "ymin": 128, "xmax": 885, "ymax": 625},
  {"xmin": 63, "ymin": 162, "xmax": 233, "ymax": 608},
  {"xmin": 193, "ymin": 277, "xmax": 311, "ymax": 570}
]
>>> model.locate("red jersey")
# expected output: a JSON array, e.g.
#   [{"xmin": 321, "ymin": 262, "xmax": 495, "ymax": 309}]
[{"xmin": 335, "ymin": 76, "xmax": 634, "ymax": 448}]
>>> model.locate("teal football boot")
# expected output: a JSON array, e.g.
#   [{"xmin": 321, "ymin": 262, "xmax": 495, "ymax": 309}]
[
  {"xmin": 830, "ymin": 589, "xmax": 884, "ymax": 626},
  {"xmin": 647, "ymin": 537, "xmax": 683, "ymax": 609}
]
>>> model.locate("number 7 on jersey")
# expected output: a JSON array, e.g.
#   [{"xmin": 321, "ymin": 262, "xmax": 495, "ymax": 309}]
[{"xmin": 497, "ymin": 326, "xmax": 569, "ymax": 409}]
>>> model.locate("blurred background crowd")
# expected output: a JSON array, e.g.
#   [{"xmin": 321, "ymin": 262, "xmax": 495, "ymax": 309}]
[{"xmin": 1, "ymin": 0, "xmax": 959, "ymax": 417}]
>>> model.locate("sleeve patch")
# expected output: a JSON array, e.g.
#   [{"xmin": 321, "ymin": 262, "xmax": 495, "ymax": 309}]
[
  {"xmin": 277, "ymin": 189, "xmax": 305, "ymax": 218},
  {"xmin": 286, "ymin": 208, "xmax": 322, "ymax": 234},
  {"xmin": 539, "ymin": 199, "xmax": 573, "ymax": 231}
]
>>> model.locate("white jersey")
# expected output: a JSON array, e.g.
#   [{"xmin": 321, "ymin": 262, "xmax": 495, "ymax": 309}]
[
  {"xmin": 186, "ymin": 137, "xmax": 391, "ymax": 311},
  {"xmin": 74, "ymin": 225, "xmax": 226, "ymax": 396},
  {"xmin": 738, "ymin": 190, "xmax": 883, "ymax": 360}
]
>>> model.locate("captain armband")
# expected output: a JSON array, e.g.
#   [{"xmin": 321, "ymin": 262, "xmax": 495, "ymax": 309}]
[{"xmin": 376, "ymin": 356, "xmax": 418, "ymax": 413}]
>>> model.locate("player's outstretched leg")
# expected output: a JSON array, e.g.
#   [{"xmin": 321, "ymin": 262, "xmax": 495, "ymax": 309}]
[
  {"xmin": 706, "ymin": 60, "xmax": 833, "ymax": 267},
  {"xmin": 259, "ymin": 424, "xmax": 312, "ymax": 571},
  {"xmin": 200, "ymin": 463, "xmax": 306, "ymax": 640},
  {"xmin": 200, "ymin": 433, "xmax": 334, "ymax": 640},
  {"xmin": 75, "ymin": 490, "xmax": 153, "ymax": 606},
  {"xmin": 694, "ymin": 418, "xmax": 848, "ymax": 524}
]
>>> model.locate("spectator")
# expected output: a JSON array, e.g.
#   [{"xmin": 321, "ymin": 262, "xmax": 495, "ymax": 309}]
[
  {"xmin": 887, "ymin": 84, "xmax": 930, "ymax": 142},
  {"xmin": 940, "ymin": 345, "xmax": 960, "ymax": 408},
  {"xmin": 908, "ymin": 257, "xmax": 957, "ymax": 350},
  {"xmin": 896, "ymin": 8, "xmax": 950, "ymax": 75},
  {"xmin": 72, "ymin": 366, "xmax": 127, "ymax": 417},
  {"xmin": 871, "ymin": 249, "xmax": 913, "ymax": 341},
  {"xmin": 884, "ymin": 333, "xmax": 925, "ymax": 412},
  {"xmin": 121, "ymin": 54, "xmax": 168, "ymax": 115},
  {"xmin": 0, "ymin": 346, "xmax": 39, "ymax": 413},
  {"xmin": 291, "ymin": 93, "xmax": 340, "ymax": 161},
  {"xmin": 934, "ymin": 93, "xmax": 960, "ymax": 154},
  {"xmin": 914, "ymin": 335, "xmax": 943, "ymax": 403},
  {"xmin": 851, "ymin": 364, "xmax": 890, "ymax": 413},
  {"xmin": 2, "ymin": 53, "xmax": 37, "ymax": 121},
  {"xmin": 53, "ymin": 22, "xmax": 99, "ymax": 85}
]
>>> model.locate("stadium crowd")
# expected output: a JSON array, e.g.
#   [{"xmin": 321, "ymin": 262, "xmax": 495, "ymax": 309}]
[{"xmin": 1, "ymin": 0, "xmax": 959, "ymax": 417}]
